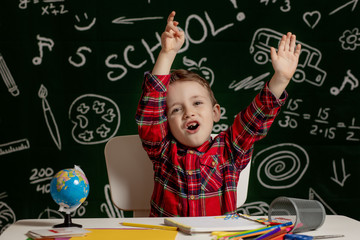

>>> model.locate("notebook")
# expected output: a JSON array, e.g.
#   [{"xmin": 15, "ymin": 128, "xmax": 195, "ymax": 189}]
[{"xmin": 164, "ymin": 215, "xmax": 264, "ymax": 235}]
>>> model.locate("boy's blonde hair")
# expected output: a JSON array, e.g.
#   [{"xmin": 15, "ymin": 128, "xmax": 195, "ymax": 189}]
[{"xmin": 170, "ymin": 69, "xmax": 218, "ymax": 106}]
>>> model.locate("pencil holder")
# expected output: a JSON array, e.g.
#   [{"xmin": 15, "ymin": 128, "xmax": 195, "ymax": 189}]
[{"xmin": 268, "ymin": 196, "xmax": 326, "ymax": 233}]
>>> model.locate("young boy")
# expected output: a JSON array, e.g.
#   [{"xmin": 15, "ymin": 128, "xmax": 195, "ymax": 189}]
[{"xmin": 136, "ymin": 11, "xmax": 301, "ymax": 217}]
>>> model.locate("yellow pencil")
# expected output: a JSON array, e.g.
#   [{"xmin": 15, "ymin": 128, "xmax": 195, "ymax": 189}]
[{"xmin": 120, "ymin": 222, "xmax": 178, "ymax": 231}]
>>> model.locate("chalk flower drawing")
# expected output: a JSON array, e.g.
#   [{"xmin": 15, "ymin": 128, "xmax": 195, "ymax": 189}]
[{"xmin": 339, "ymin": 28, "xmax": 360, "ymax": 51}]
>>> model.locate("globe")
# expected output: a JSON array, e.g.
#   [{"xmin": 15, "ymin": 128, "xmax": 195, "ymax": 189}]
[{"xmin": 50, "ymin": 166, "xmax": 89, "ymax": 214}]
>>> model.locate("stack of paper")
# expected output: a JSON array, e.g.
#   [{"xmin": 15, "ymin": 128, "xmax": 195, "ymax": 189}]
[{"xmin": 27, "ymin": 227, "xmax": 90, "ymax": 239}]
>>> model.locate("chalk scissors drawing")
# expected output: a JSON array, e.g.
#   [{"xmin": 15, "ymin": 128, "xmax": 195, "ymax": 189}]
[
  {"xmin": 0, "ymin": 53, "xmax": 19, "ymax": 96},
  {"xmin": 250, "ymin": 28, "xmax": 327, "ymax": 87},
  {"xmin": 253, "ymin": 143, "xmax": 309, "ymax": 189},
  {"xmin": 38, "ymin": 84, "xmax": 62, "ymax": 150}
]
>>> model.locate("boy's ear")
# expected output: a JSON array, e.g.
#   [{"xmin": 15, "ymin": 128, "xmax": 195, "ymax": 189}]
[{"xmin": 213, "ymin": 104, "xmax": 221, "ymax": 123}]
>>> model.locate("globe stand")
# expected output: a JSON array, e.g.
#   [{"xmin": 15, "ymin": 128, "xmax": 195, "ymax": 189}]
[{"xmin": 53, "ymin": 212, "xmax": 82, "ymax": 228}]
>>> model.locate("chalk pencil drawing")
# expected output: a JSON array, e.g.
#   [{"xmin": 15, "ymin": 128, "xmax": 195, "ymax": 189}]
[
  {"xmin": 339, "ymin": 27, "xmax": 360, "ymax": 51},
  {"xmin": 253, "ymin": 143, "xmax": 309, "ymax": 189},
  {"xmin": 0, "ymin": 53, "xmax": 19, "ymax": 96},
  {"xmin": 69, "ymin": 94, "xmax": 120, "ymax": 145},
  {"xmin": 68, "ymin": 46, "xmax": 92, "ymax": 67},
  {"xmin": 183, "ymin": 56, "xmax": 215, "ymax": 86},
  {"xmin": 0, "ymin": 192, "xmax": 16, "ymax": 234},
  {"xmin": 331, "ymin": 158, "xmax": 351, "ymax": 187},
  {"xmin": 38, "ymin": 84, "xmax": 62, "ymax": 150},
  {"xmin": 74, "ymin": 13, "xmax": 96, "ymax": 31},
  {"xmin": 330, "ymin": 69, "xmax": 359, "ymax": 96},
  {"xmin": 303, "ymin": 11, "xmax": 321, "ymax": 29},
  {"xmin": 250, "ymin": 28, "xmax": 327, "ymax": 87},
  {"xmin": 32, "ymin": 35, "xmax": 54, "ymax": 65},
  {"xmin": 100, "ymin": 184, "xmax": 123, "ymax": 218}
]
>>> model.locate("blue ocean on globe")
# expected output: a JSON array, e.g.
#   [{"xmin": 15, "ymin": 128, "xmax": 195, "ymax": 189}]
[{"xmin": 50, "ymin": 166, "xmax": 89, "ymax": 212}]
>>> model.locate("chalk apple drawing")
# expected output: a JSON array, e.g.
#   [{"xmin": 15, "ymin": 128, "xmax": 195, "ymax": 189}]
[
  {"xmin": 183, "ymin": 56, "xmax": 215, "ymax": 87},
  {"xmin": 69, "ymin": 94, "xmax": 120, "ymax": 145}
]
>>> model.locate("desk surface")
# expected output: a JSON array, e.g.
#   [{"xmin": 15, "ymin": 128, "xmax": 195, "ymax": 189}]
[{"xmin": 1, "ymin": 215, "xmax": 359, "ymax": 240}]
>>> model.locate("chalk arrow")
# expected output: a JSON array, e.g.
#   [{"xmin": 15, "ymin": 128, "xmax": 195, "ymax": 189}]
[
  {"xmin": 330, "ymin": 158, "xmax": 351, "ymax": 187},
  {"xmin": 329, "ymin": 0, "xmax": 358, "ymax": 15},
  {"xmin": 112, "ymin": 16, "xmax": 163, "ymax": 24}
]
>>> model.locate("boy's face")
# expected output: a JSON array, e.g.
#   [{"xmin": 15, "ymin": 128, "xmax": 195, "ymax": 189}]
[{"xmin": 166, "ymin": 80, "xmax": 220, "ymax": 148}]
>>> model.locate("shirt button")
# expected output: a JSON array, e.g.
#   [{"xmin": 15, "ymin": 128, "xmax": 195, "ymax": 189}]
[
  {"xmin": 190, "ymin": 195, "xmax": 195, "ymax": 200},
  {"xmin": 187, "ymin": 170, "xmax": 193, "ymax": 175},
  {"xmin": 212, "ymin": 161, "xmax": 216, "ymax": 166},
  {"xmin": 189, "ymin": 150, "xmax": 194, "ymax": 154}
]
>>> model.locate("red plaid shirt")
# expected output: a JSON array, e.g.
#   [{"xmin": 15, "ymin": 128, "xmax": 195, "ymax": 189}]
[{"xmin": 135, "ymin": 72, "xmax": 287, "ymax": 217}]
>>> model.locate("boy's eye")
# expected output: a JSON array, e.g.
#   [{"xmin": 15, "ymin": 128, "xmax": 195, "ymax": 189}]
[
  {"xmin": 171, "ymin": 107, "xmax": 181, "ymax": 114},
  {"xmin": 194, "ymin": 101, "xmax": 202, "ymax": 106}
]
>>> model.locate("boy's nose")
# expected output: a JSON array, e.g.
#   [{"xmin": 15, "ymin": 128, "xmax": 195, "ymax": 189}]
[{"xmin": 183, "ymin": 108, "xmax": 195, "ymax": 119}]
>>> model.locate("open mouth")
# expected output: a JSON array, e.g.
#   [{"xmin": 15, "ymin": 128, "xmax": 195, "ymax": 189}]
[{"xmin": 186, "ymin": 122, "xmax": 199, "ymax": 131}]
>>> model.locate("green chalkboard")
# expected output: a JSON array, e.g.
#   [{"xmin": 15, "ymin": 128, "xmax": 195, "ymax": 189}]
[{"xmin": 0, "ymin": 0, "xmax": 359, "ymax": 233}]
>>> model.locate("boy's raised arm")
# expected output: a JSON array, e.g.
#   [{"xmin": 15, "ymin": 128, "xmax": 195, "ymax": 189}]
[
  {"xmin": 152, "ymin": 11, "xmax": 185, "ymax": 75},
  {"xmin": 269, "ymin": 32, "xmax": 301, "ymax": 98}
]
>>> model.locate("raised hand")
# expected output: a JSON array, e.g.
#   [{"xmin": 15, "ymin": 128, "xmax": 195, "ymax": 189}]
[{"xmin": 161, "ymin": 11, "xmax": 185, "ymax": 53}]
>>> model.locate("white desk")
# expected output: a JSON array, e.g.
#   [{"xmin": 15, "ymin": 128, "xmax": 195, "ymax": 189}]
[{"xmin": 1, "ymin": 215, "xmax": 359, "ymax": 240}]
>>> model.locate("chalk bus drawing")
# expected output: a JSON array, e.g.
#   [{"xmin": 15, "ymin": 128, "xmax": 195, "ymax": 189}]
[
  {"xmin": 253, "ymin": 143, "xmax": 309, "ymax": 189},
  {"xmin": 32, "ymin": 34, "xmax": 54, "ymax": 65},
  {"xmin": 0, "ymin": 192, "xmax": 16, "ymax": 234},
  {"xmin": 330, "ymin": 69, "xmax": 359, "ymax": 96},
  {"xmin": 38, "ymin": 85, "xmax": 62, "ymax": 150},
  {"xmin": 250, "ymin": 28, "xmax": 327, "ymax": 87},
  {"xmin": 68, "ymin": 46, "xmax": 92, "ymax": 67},
  {"xmin": 0, "ymin": 53, "xmax": 19, "ymax": 96},
  {"xmin": 100, "ymin": 184, "xmax": 123, "ymax": 218},
  {"xmin": 237, "ymin": 201, "xmax": 269, "ymax": 216},
  {"xmin": 74, "ymin": 13, "xmax": 96, "ymax": 31},
  {"xmin": 183, "ymin": 56, "xmax": 215, "ymax": 86},
  {"xmin": 69, "ymin": 94, "xmax": 120, "ymax": 145},
  {"xmin": 331, "ymin": 158, "xmax": 351, "ymax": 187}
]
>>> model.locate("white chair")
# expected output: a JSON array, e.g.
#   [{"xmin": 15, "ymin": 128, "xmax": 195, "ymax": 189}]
[{"xmin": 104, "ymin": 134, "xmax": 251, "ymax": 217}]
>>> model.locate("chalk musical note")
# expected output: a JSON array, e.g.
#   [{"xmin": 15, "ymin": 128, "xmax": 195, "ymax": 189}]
[
  {"xmin": 32, "ymin": 35, "xmax": 54, "ymax": 65},
  {"xmin": 330, "ymin": 69, "xmax": 359, "ymax": 96},
  {"xmin": 0, "ymin": 53, "xmax": 19, "ymax": 96},
  {"xmin": 38, "ymin": 84, "xmax": 62, "ymax": 150}
]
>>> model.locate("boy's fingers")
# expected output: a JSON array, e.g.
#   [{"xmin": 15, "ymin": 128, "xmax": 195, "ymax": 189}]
[
  {"xmin": 289, "ymin": 34, "xmax": 296, "ymax": 52},
  {"xmin": 167, "ymin": 11, "xmax": 176, "ymax": 23},
  {"xmin": 284, "ymin": 32, "xmax": 291, "ymax": 51},
  {"xmin": 295, "ymin": 44, "xmax": 301, "ymax": 57},
  {"xmin": 278, "ymin": 35, "xmax": 286, "ymax": 51}
]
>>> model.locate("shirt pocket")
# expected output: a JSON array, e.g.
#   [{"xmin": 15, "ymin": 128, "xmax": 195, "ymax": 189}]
[{"xmin": 200, "ymin": 155, "xmax": 223, "ymax": 193}]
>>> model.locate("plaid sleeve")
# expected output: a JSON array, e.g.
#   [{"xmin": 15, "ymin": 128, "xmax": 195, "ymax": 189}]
[
  {"xmin": 135, "ymin": 72, "xmax": 171, "ymax": 159},
  {"xmin": 227, "ymin": 81, "xmax": 287, "ymax": 167}
]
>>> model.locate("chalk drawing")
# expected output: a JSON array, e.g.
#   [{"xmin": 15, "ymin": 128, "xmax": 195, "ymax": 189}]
[
  {"xmin": 38, "ymin": 84, "xmax": 62, "ymax": 150},
  {"xmin": 38, "ymin": 207, "xmax": 63, "ymax": 219},
  {"xmin": 74, "ymin": 13, "xmax": 96, "ymax": 31},
  {"xmin": 0, "ymin": 138, "xmax": 30, "ymax": 156},
  {"xmin": 112, "ymin": 16, "xmax": 163, "ymax": 24},
  {"xmin": 0, "ymin": 53, "xmax": 19, "ymax": 96},
  {"xmin": 69, "ymin": 94, "xmax": 120, "ymax": 145},
  {"xmin": 29, "ymin": 167, "xmax": 54, "ymax": 194},
  {"xmin": 331, "ymin": 158, "xmax": 351, "ymax": 187},
  {"xmin": 309, "ymin": 188, "xmax": 337, "ymax": 214},
  {"xmin": 330, "ymin": 69, "xmax": 359, "ymax": 96},
  {"xmin": 250, "ymin": 28, "xmax": 327, "ymax": 86},
  {"xmin": 228, "ymin": 72, "xmax": 269, "ymax": 92},
  {"xmin": 253, "ymin": 143, "xmax": 309, "ymax": 189},
  {"xmin": 237, "ymin": 201, "xmax": 269, "ymax": 216},
  {"xmin": 183, "ymin": 56, "xmax": 215, "ymax": 86},
  {"xmin": 339, "ymin": 28, "xmax": 360, "ymax": 51},
  {"xmin": 0, "ymin": 192, "xmax": 16, "ymax": 234},
  {"xmin": 68, "ymin": 46, "xmax": 92, "ymax": 67},
  {"xmin": 32, "ymin": 35, "xmax": 54, "ymax": 65},
  {"xmin": 303, "ymin": 11, "xmax": 321, "ymax": 29},
  {"xmin": 329, "ymin": 0, "xmax": 358, "ymax": 15},
  {"xmin": 260, "ymin": 0, "xmax": 291, "ymax": 12},
  {"xmin": 100, "ymin": 184, "xmax": 123, "ymax": 218}
]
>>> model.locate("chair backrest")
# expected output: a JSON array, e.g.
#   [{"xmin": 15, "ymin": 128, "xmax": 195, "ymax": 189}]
[{"xmin": 104, "ymin": 134, "xmax": 251, "ymax": 217}]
